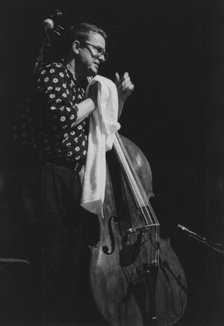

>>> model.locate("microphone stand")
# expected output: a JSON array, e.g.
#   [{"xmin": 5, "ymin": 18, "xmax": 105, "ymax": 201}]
[
  {"xmin": 32, "ymin": 36, "xmax": 50, "ymax": 76},
  {"xmin": 177, "ymin": 224, "xmax": 224, "ymax": 255}
]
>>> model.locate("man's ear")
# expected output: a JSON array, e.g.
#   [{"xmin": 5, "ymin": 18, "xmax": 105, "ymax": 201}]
[{"xmin": 72, "ymin": 40, "xmax": 81, "ymax": 54}]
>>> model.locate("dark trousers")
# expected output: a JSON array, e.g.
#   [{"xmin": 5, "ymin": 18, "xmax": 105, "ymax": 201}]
[{"xmin": 19, "ymin": 162, "xmax": 100, "ymax": 324}]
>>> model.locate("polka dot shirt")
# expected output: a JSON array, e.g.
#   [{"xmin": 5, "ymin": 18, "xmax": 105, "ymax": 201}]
[{"xmin": 13, "ymin": 61, "xmax": 89, "ymax": 170}]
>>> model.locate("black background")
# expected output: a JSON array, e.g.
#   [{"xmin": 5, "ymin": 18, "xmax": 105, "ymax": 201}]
[{"xmin": 0, "ymin": 0, "xmax": 224, "ymax": 325}]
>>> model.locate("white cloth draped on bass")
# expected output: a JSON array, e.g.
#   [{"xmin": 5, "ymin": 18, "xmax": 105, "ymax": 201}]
[{"xmin": 80, "ymin": 75, "xmax": 121, "ymax": 216}]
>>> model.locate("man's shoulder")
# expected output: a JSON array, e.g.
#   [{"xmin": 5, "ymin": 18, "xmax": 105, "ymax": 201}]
[{"xmin": 38, "ymin": 61, "xmax": 66, "ymax": 75}]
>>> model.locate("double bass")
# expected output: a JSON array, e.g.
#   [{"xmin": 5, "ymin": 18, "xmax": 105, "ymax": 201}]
[{"xmin": 89, "ymin": 132, "xmax": 187, "ymax": 326}]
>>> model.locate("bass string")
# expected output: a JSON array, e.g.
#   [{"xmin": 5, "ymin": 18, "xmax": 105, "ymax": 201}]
[
  {"xmin": 113, "ymin": 134, "xmax": 153, "ymax": 225},
  {"xmin": 115, "ymin": 133, "xmax": 159, "ymax": 226},
  {"xmin": 115, "ymin": 133, "xmax": 160, "ymax": 266}
]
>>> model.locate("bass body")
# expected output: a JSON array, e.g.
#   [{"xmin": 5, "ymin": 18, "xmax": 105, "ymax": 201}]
[{"xmin": 89, "ymin": 134, "xmax": 187, "ymax": 326}]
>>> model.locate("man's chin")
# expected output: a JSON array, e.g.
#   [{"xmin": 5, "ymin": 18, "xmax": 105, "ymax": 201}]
[{"xmin": 91, "ymin": 65, "xmax": 99, "ymax": 75}]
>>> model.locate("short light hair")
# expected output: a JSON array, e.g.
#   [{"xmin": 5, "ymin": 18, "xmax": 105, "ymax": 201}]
[{"xmin": 67, "ymin": 23, "xmax": 107, "ymax": 44}]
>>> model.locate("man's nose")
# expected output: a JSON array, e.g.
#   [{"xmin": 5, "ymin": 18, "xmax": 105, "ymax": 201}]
[{"xmin": 99, "ymin": 53, "xmax": 106, "ymax": 62}]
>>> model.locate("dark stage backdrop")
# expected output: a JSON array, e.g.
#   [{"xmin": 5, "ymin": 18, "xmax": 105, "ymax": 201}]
[{"xmin": 0, "ymin": 0, "xmax": 224, "ymax": 325}]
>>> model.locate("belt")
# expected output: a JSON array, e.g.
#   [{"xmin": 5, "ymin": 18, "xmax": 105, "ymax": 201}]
[{"xmin": 45, "ymin": 156, "xmax": 83, "ymax": 172}]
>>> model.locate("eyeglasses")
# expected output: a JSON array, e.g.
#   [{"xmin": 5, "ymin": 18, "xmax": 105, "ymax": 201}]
[{"xmin": 82, "ymin": 41, "xmax": 108, "ymax": 61}]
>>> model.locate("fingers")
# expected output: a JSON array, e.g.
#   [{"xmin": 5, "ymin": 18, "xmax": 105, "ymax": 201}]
[
  {"xmin": 122, "ymin": 73, "xmax": 133, "ymax": 89},
  {"xmin": 120, "ymin": 72, "xmax": 130, "ymax": 87},
  {"xmin": 116, "ymin": 72, "xmax": 129, "ymax": 84},
  {"xmin": 118, "ymin": 72, "xmax": 134, "ymax": 93},
  {"xmin": 115, "ymin": 72, "xmax": 132, "ymax": 86},
  {"xmin": 115, "ymin": 72, "xmax": 120, "ymax": 83}
]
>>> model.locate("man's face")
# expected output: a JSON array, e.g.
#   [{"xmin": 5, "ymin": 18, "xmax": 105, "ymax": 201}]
[{"xmin": 76, "ymin": 31, "xmax": 107, "ymax": 77}]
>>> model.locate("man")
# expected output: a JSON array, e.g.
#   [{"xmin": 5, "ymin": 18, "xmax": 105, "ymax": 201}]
[{"xmin": 13, "ymin": 23, "xmax": 134, "ymax": 324}]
